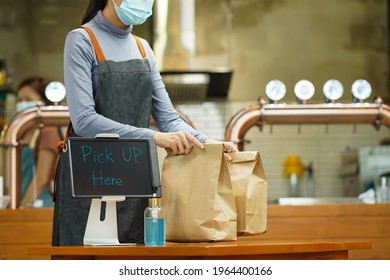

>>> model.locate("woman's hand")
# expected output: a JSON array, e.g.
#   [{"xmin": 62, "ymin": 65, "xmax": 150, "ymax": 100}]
[
  {"xmin": 204, "ymin": 138, "xmax": 238, "ymax": 161},
  {"xmin": 153, "ymin": 131, "xmax": 204, "ymax": 155},
  {"xmin": 153, "ymin": 132, "xmax": 238, "ymax": 160}
]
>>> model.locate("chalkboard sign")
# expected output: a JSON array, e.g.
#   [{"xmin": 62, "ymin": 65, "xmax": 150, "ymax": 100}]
[{"xmin": 68, "ymin": 137, "xmax": 162, "ymax": 198}]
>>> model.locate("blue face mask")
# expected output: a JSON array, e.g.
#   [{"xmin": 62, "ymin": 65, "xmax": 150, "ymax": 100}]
[
  {"xmin": 16, "ymin": 101, "xmax": 41, "ymax": 112},
  {"xmin": 112, "ymin": 0, "xmax": 154, "ymax": 26}
]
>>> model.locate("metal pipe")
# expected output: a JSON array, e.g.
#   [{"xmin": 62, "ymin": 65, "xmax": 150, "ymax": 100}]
[
  {"xmin": 1, "ymin": 105, "xmax": 70, "ymax": 209},
  {"xmin": 1, "ymin": 105, "xmax": 195, "ymax": 209},
  {"xmin": 224, "ymin": 102, "xmax": 390, "ymax": 151}
]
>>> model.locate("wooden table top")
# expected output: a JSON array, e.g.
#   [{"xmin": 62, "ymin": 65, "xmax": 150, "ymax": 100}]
[{"xmin": 28, "ymin": 238, "xmax": 371, "ymax": 260}]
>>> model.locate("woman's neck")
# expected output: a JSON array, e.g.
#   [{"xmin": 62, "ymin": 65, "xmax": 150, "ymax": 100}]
[{"xmin": 102, "ymin": 2, "xmax": 127, "ymax": 29}]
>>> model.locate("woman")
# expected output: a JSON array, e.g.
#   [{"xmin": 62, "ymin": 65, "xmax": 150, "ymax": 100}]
[
  {"xmin": 53, "ymin": 0, "xmax": 236, "ymax": 246},
  {"xmin": 17, "ymin": 77, "xmax": 62, "ymax": 208}
]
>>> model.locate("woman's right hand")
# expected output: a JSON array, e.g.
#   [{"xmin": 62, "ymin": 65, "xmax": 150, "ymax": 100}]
[{"xmin": 153, "ymin": 131, "xmax": 205, "ymax": 155}]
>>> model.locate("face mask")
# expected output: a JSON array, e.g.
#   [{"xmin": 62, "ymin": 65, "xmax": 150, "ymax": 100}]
[
  {"xmin": 16, "ymin": 101, "xmax": 40, "ymax": 112},
  {"xmin": 112, "ymin": 0, "xmax": 154, "ymax": 26}
]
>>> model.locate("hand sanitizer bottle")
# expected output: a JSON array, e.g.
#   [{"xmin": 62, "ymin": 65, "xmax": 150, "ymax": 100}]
[{"xmin": 144, "ymin": 194, "xmax": 166, "ymax": 246}]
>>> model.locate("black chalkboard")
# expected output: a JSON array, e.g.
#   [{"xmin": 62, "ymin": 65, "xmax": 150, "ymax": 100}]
[{"xmin": 68, "ymin": 137, "xmax": 162, "ymax": 198}]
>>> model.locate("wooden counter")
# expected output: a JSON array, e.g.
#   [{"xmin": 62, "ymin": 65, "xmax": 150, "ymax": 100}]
[
  {"xmin": 28, "ymin": 240, "xmax": 370, "ymax": 260},
  {"xmin": 0, "ymin": 208, "xmax": 53, "ymax": 260},
  {"xmin": 1, "ymin": 203, "xmax": 389, "ymax": 260},
  {"xmin": 262, "ymin": 203, "xmax": 390, "ymax": 260}
]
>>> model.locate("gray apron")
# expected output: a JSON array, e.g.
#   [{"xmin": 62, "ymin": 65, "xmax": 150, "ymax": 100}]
[{"xmin": 52, "ymin": 26, "xmax": 152, "ymax": 246}]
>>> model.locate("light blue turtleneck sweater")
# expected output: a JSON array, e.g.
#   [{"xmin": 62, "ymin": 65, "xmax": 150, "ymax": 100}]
[{"xmin": 63, "ymin": 11, "xmax": 207, "ymax": 142}]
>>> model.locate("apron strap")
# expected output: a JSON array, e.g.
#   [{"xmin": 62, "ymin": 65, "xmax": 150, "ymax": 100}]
[
  {"xmin": 56, "ymin": 122, "xmax": 72, "ymax": 152},
  {"xmin": 132, "ymin": 35, "xmax": 147, "ymax": 60},
  {"xmin": 82, "ymin": 25, "xmax": 147, "ymax": 61},
  {"xmin": 81, "ymin": 26, "xmax": 106, "ymax": 62}
]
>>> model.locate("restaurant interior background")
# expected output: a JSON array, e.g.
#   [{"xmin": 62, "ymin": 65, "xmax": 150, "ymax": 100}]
[{"xmin": 0, "ymin": 0, "xmax": 389, "ymax": 203}]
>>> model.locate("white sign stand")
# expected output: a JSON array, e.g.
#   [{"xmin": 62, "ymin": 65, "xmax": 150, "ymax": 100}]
[
  {"xmin": 83, "ymin": 134, "xmax": 136, "ymax": 246},
  {"xmin": 83, "ymin": 196, "xmax": 136, "ymax": 246}
]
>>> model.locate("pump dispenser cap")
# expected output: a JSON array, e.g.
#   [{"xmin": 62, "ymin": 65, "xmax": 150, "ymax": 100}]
[
  {"xmin": 149, "ymin": 185, "xmax": 164, "ymax": 206},
  {"xmin": 149, "ymin": 197, "xmax": 161, "ymax": 207},
  {"xmin": 149, "ymin": 191, "xmax": 161, "ymax": 207}
]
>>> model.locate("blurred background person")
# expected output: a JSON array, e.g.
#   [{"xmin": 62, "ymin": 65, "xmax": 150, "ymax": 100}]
[{"xmin": 16, "ymin": 76, "xmax": 62, "ymax": 208}]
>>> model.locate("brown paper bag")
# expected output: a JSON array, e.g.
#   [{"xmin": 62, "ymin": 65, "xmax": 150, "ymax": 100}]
[
  {"xmin": 161, "ymin": 143, "xmax": 237, "ymax": 242},
  {"xmin": 227, "ymin": 151, "xmax": 267, "ymax": 235}
]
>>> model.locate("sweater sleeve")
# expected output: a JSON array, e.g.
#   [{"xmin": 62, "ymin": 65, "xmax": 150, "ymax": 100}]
[{"xmin": 141, "ymin": 39, "xmax": 208, "ymax": 143}]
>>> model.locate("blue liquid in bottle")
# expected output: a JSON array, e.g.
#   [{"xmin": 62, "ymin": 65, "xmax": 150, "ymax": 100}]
[{"xmin": 144, "ymin": 217, "xmax": 166, "ymax": 246}]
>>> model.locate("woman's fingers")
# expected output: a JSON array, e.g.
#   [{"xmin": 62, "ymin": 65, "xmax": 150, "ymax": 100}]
[
  {"xmin": 223, "ymin": 141, "xmax": 238, "ymax": 153},
  {"xmin": 224, "ymin": 153, "xmax": 233, "ymax": 162},
  {"xmin": 183, "ymin": 131, "xmax": 204, "ymax": 151},
  {"xmin": 155, "ymin": 133, "xmax": 238, "ymax": 159},
  {"xmin": 154, "ymin": 131, "xmax": 204, "ymax": 155}
]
